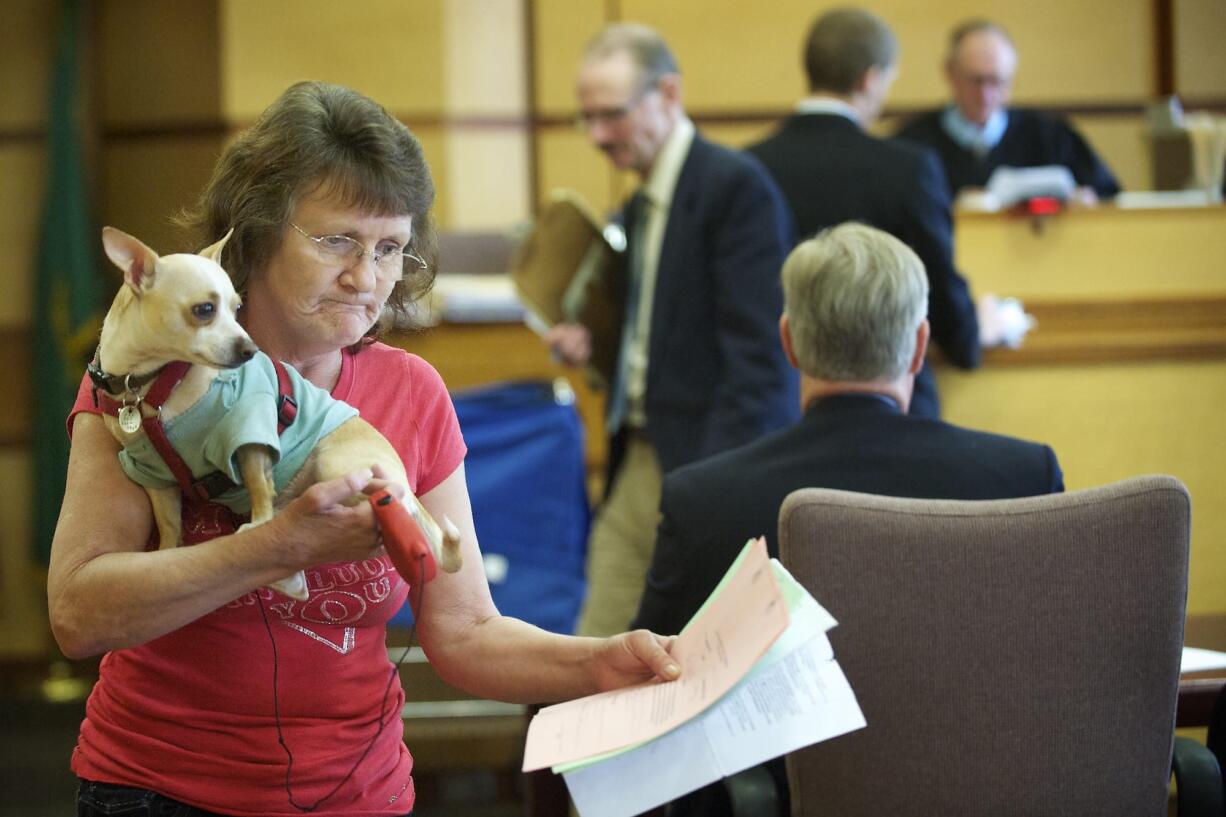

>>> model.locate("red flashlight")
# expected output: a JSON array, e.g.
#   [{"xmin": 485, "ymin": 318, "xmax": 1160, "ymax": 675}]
[{"xmin": 370, "ymin": 489, "xmax": 438, "ymax": 586}]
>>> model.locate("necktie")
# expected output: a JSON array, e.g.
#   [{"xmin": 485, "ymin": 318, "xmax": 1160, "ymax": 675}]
[{"xmin": 606, "ymin": 192, "xmax": 649, "ymax": 434}]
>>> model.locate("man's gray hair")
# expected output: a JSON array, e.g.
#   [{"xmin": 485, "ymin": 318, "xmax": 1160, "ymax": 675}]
[
  {"xmin": 803, "ymin": 7, "xmax": 898, "ymax": 94},
  {"xmin": 782, "ymin": 223, "xmax": 928, "ymax": 382},
  {"xmin": 582, "ymin": 22, "xmax": 680, "ymax": 89}
]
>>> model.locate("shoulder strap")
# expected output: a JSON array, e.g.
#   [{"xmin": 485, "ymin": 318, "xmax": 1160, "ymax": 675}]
[
  {"xmin": 130, "ymin": 363, "xmax": 209, "ymax": 501},
  {"xmin": 142, "ymin": 361, "xmax": 192, "ymax": 409},
  {"xmin": 272, "ymin": 358, "xmax": 298, "ymax": 433},
  {"xmin": 94, "ymin": 359, "xmax": 299, "ymax": 504}
]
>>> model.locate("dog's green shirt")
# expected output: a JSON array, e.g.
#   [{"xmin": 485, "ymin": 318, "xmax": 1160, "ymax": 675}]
[{"xmin": 117, "ymin": 352, "xmax": 358, "ymax": 513}]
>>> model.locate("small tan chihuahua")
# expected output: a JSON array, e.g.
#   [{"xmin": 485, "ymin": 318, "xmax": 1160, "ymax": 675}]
[{"xmin": 92, "ymin": 226, "xmax": 461, "ymax": 600}]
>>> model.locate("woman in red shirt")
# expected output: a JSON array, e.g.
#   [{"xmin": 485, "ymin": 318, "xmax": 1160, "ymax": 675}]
[{"xmin": 49, "ymin": 80, "xmax": 680, "ymax": 817}]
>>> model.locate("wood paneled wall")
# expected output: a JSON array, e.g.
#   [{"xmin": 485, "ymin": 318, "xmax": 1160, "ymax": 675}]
[
  {"xmin": 1, "ymin": 0, "xmax": 64, "ymax": 655},
  {"xmin": 1174, "ymin": 0, "xmax": 1226, "ymax": 102},
  {"xmin": 950, "ymin": 207, "xmax": 1226, "ymax": 618}
]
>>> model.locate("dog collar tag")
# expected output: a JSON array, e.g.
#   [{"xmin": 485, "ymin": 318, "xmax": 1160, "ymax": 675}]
[{"xmin": 118, "ymin": 405, "xmax": 142, "ymax": 434}]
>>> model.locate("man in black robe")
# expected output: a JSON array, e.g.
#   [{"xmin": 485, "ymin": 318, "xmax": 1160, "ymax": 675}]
[{"xmin": 895, "ymin": 19, "xmax": 1120, "ymax": 202}]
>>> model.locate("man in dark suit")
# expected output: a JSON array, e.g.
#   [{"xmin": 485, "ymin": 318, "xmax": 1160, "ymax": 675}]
[
  {"xmin": 547, "ymin": 23, "xmax": 797, "ymax": 637},
  {"xmin": 748, "ymin": 7, "xmax": 981, "ymax": 419},
  {"xmin": 632, "ymin": 223, "xmax": 1063, "ymax": 815},
  {"xmin": 895, "ymin": 19, "xmax": 1120, "ymax": 203}
]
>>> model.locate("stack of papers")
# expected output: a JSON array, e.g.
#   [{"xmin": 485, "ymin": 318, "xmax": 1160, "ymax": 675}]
[
  {"xmin": 1182, "ymin": 646, "xmax": 1226, "ymax": 673},
  {"xmin": 1114, "ymin": 190, "xmax": 1220, "ymax": 209},
  {"xmin": 958, "ymin": 165, "xmax": 1077, "ymax": 211},
  {"xmin": 522, "ymin": 539, "xmax": 866, "ymax": 817}
]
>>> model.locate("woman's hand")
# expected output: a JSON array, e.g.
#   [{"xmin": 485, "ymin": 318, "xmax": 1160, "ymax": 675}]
[
  {"xmin": 262, "ymin": 468, "xmax": 388, "ymax": 570},
  {"xmin": 412, "ymin": 466, "xmax": 682, "ymax": 703},
  {"xmin": 590, "ymin": 630, "xmax": 682, "ymax": 692},
  {"xmin": 50, "ymin": 422, "xmax": 397, "ymax": 657}
]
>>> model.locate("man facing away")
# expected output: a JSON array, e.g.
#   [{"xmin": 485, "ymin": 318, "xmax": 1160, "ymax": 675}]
[
  {"xmin": 633, "ymin": 223, "xmax": 1064, "ymax": 816},
  {"xmin": 748, "ymin": 7, "xmax": 981, "ymax": 419},
  {"xmin": 895, "ymin": 19, "xmax": 1121, "ymax": 203},
  {"xmin": 547, "ymin": 23, "xmax": 797, "ymax": 637}
]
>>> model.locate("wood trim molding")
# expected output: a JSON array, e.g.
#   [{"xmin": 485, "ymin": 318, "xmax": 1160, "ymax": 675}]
[
  {"xmin": 102, "ymin": 115, "xmax": 536, "ymax": 140},
  {"xmin": 1154, "ymin": 0, "xmax": 1175, "ymax": 97},
  {"xmin": 0, "ymin": 127, "xmax": 47, "ymax": 145},
  {"xmin": 101, "ymin": 121, "xmax": 232, "ymax": 141},
  {"xmin": 524, "ymin": 0, "xmax": 542, "ymax": 216},
  {"xmin": 1178, "ymin": 612, "xmax": 1226, "ymax": 728},
  {"xmin": 14, "ymin": 98, "xmax": 1226, "ymax": 148},
  {"xmin": 532, "ymin": 99, "xmax": 1226, "ymax": 130},
  {"xmin": 0, "ymin": 326, "xmax": 31, "ymax": 448},
  {"xmin": 978, "ymin": 296, "xmax": 1226, "ymax": 366},
  {"xmin": 0, "ymin": 115, "xmax": 538, "ymax": 147},
  {"xmin": 1185, "ymin": 613, "xmax": 1226, "ymax": 650}
]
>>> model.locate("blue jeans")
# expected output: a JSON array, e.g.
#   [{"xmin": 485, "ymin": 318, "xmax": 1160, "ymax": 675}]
[
  {"xmin": 77, "ymin": 779, "xmax": 415, "ymax": 816},
  {"xmin": 76, "ymin": 780, "xmax": 228, "ymax": 816}
]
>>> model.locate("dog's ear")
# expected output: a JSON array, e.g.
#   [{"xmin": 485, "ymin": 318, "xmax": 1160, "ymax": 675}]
[
  {"xmin": 199, "ymin": 227, "xmax": 234, "ymax": 265},
  {"xmin": 102, "ymin": 226, "xmax": 160, "ymax": 293}
]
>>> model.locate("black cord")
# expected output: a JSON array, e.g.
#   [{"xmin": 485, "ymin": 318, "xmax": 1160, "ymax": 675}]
[{"xmin": 256, "ymin": 552, "xmax": 425, "ymax": 813}]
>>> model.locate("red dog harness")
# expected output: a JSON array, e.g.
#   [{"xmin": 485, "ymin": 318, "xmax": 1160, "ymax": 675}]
[{"xmin": 89, "ymin": 357, "xmax": 298, "ymax": 503}]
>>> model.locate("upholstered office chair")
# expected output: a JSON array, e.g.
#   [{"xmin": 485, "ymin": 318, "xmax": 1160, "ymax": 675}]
[
  {"xmin": 1173, "ymin": 685, "xmax": 1226, "ymax": 817},
  {"xmin": 778, "ymin": 475, "xmax": 1195, "ymax": 817}
]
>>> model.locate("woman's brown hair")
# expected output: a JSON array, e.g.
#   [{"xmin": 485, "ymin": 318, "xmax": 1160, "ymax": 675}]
[{"xmin": 178, "ymin": 80, "xmax": 437, "ymax": 332}]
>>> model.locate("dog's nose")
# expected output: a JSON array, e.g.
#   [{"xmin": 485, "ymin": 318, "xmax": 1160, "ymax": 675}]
[{"xmin": 236, "ymin": 339, "xmax": 257, "ymax": 362}]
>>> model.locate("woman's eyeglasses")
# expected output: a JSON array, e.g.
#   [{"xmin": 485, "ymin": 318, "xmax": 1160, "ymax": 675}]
[{"xmin": 290, "ymin": 222, "xmax": 427, "ymax": 281}]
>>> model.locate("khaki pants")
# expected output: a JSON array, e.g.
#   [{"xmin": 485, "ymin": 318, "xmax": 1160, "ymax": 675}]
[{"xmin": 576, "ymin": 435, "xmax": 663, "ymax": 637}]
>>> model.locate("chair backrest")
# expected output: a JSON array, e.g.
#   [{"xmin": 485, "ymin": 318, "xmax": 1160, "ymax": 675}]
[{"xmin": 778, "ymin": 475, "xmax": 1190, "ymax": 817}]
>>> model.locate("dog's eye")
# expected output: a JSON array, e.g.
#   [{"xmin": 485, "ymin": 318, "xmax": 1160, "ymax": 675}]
[{"xmin": 192, "ymin": 303, "xmax": 216, "ymax": 321}]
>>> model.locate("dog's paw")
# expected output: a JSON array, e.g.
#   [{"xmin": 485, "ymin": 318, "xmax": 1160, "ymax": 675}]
[
  {"xmin": 237, "ymin": 519, "xmax": 269, "ymax": 534},
  {"xmin": 268, "ymin": 571, "xmax": 309, "ymax": 601},
  {"xmin": 439, "ymin": 515, "xmax": 463, "ymax": 574}
]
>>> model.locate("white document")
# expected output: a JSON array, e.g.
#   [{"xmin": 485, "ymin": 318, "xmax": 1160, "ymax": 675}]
[
  {"xmin": 563, "ymin": 634, "xmax": 865, "ymax": 817},
  {"xmin": 430, "ymin": 273, "xmax": 526, "ymax": 322},
  {"xmin": 560, "ymin": 562, "xmax": 865, "ymax": 817},
  {"xmin": 985, "ymin": 164, "xmax": 1076, "ymax": 208},
  {"xmin": 522, "ymin": 539, "xmax": 788, "ymax": 772},
  {"xmin": 1182, "ymin": 646, "xmax": 1226, "ymax": 673}
]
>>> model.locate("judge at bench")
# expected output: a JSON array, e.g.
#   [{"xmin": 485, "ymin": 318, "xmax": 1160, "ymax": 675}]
[{"xmin": 895, "ymin": 19, "xmax": 1121, "ymax": 203}]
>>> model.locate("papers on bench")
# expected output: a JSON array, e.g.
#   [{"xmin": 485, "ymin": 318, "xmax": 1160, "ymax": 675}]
[
  {"xmin": 521, "ymin": 539, "xmax": 866, "ymax": 817},
  {"xmin": 1183, "ymin": 646, "xmax": 1226, "ymax": 673},
  {"xmin": 959, "ymin": 165, "xmax": 1077, "ymax": 211},
  {"xmin": 424, "ymin": 273, "xmax": 526, "ymax": 324},
  {"xmin": 1114, "ymin": 190, "xmax": 1221, "ymax": 209}
]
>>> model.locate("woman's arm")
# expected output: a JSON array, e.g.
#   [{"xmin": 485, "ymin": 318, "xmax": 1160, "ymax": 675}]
[
  {"xmin": 413, "ymin": 464, "xmax": 680, "ymax": 704},
  {"xmin": 48, "ymin": 414, "xmax": 388, "ymax": 658}
]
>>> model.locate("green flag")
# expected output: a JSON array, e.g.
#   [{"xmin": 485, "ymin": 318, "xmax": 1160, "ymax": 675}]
[{"xmin": 32, "ymin": 0, "xmax": 103, "ymax": 564}]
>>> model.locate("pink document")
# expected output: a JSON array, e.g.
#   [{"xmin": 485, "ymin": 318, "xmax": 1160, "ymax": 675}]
[{"xmin": 522, "ymin": 538, "xmax": 788, "ymax": 771}]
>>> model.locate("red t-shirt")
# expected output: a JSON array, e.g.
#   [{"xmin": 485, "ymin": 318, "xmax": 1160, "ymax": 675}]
[{"xmin": 67, "ymin": 342, "xmax": 466, "ymax": 816}]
